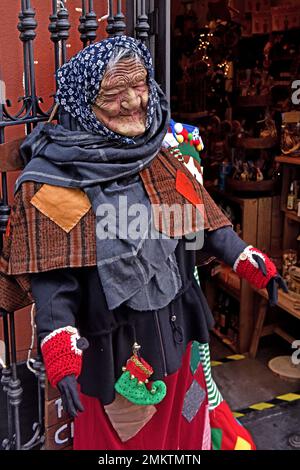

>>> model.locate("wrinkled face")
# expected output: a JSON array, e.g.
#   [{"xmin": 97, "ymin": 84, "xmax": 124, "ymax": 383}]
[{"xmin": 92, "ymin": 58, "xmax": 149, "ymax": 137}]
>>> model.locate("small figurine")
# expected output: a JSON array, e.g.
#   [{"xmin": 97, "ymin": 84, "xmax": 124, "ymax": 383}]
[
  {"xmin": 256, "ymin": 167, "xmax": 264, "ymax": 182},
  {"xmin": 232, "ymin": 160, "xmax": 243, "ymax": 180},
  {"xmin": 248, "ymin": 161, "xmax": 257, "ymax": 182},
  {"xmin": 240, "ymin": 163, "xmax": 249, "ymax": 182}
]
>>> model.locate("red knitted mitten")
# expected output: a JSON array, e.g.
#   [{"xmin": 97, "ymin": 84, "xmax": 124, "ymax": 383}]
[
  {"xmin": 233, "ymin": 246, "xmax": 277, "ymax": 290},
  {"xmin": 41, "ymin": 326, "xmax": 83, "ymax": 388}
]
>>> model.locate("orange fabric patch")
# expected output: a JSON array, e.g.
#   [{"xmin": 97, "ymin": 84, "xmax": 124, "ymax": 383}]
[
  {"xmin": 30, "ymin": 184, "xmax": 91, "ymax": 233},
  {"xmin": 176, "ymin": 170, "xmax": 202, "ymax": 206}
]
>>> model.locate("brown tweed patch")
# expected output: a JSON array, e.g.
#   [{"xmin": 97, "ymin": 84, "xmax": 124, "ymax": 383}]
[
  {"xmin": 0, "ymin": 272, "xmax": 33, "ymax": 312},
  {"xmin": 140, "ymin": 149, "xmax": 231, "ymax": 236}
]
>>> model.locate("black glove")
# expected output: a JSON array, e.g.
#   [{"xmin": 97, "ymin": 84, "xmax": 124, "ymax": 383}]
[
  {"xmin": 57, "ymin": 374, "xmax": 84, "ymax": 418},
  {"xmin": 253, "ymin": 254, "xmax": 288, "ymax": 306},
  {"xmin": 57, "ymin": 336, "xmax": 89, "ymax": 418}
]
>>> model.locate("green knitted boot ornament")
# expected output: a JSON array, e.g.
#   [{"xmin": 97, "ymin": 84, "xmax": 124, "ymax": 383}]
[{"xmin": 115, "ymin": 343, "xmax": 167, "ymax": 406}]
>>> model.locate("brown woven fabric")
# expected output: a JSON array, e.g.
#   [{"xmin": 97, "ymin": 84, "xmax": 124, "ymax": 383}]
[
  {"xmin": 2, "ymin": 181, "xmax": 96, "ymax": 276},
  {"xmin": 0, "ymin": 272, "xmax": 32, "ymax": 312},
  {"xmin": 0, "ymin": 149, "xmax": 230, "ymax": 312},
  {"xmin": 0, "ymin": 181, "xmax": 97, "ymax": 311},
  {"xmin": 140, "ymin": 149, "xmax": 231, "ymax": 236}
]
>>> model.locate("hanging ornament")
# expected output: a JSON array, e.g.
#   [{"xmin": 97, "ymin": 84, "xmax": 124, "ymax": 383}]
[
  {"xmin": 170, "ymin": 119, "xmax": 205, "ymax": 154},
  {"xmin": 115, "ymin": 343, "xmax": 167, "ymax": 406}
]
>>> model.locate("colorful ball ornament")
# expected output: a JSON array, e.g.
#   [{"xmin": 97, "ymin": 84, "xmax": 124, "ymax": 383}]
[
  {"xmin": 174, "ymin": 123, "xmax": 183, "ymax": 134},
  {"xmin": 169, "ymin": 119, "xmax": 205, "ymax": 156},
  {"xmin": 181, "ymin": 128, "xmax": 189, "ymax": 141}
]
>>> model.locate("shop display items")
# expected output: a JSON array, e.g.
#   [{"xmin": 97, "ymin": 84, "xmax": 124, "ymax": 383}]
[{"xmin": 282, "ymin": 250, "xmax": 297, "ymax": 285}]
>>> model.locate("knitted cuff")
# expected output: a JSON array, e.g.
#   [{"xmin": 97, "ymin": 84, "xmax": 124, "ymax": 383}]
[
  {"xmin": 233, "ymin": 246, "xmax": 277, "ymax": 290},
  {"xmin": 41, "ymin": 326, "xmax": 83, "ymax": 388}
]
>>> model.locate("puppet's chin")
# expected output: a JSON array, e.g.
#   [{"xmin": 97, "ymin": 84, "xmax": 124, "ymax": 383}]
[
  {"xmin": 107, "ymin": 114, "xmax": 147, "ymax": 137},
  {"xmin": 95, "ymin": 109, "xmax": 147, "ymax": 137},
  {"xmin": 115, "ymin": 119, "xmax": 147, "ymax": 137}
]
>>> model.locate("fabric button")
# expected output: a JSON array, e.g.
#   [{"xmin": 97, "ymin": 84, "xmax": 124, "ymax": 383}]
[{"xmin": 76, "ymin": 337, "xmax": 89, "ymax": 351}]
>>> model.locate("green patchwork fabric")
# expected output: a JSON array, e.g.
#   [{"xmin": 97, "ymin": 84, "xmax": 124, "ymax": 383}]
[
  {"xmin": 211, "ymin": 428, "xmax": 223, "ymax": 450},
  {"xmin": 179, "ymin": 142, "xmax": 201, "ymax": 162},
  {"xmin": 190, "ymin": 341, "xmax": 201, "ymax": 375}
]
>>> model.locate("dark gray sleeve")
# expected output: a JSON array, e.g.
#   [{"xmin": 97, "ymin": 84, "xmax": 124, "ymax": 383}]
[
  {"xmin": 30, "ymin": 269, "xmax": 82, "ymax": 342},
  {"xmin": 203, "ymin": 226, "xmax": 248, "ymax": 267}
]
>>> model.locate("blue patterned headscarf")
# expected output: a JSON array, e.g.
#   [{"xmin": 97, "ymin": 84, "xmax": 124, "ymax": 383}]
[{"xmin": 55, "ymin": 36, "xmax": 159, "ymax": 144}]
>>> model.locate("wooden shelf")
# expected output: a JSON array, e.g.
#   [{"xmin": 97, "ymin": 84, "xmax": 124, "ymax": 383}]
[
  {"xmin": 250, "ymin": 288, "xmax": 300, "ymax": 358},
  {"xmin": 276, "ymin": 156, "xmax": 300, "ymax": 166},
  {"xmin": 241, "ymin": 27, "xmax": 300, "ymax": 39},
  {"xmin": 236, "ymin": 95, "xmax": 271, "ymax": 108},
  {"xmin": 248, "ymin": 146, "xmax": 300, "ymax": 356},
  {"xmin": 171, "ymin": 111, "xmax": 211, "ymax": 121},
  {"xmin": 272, "ymin": 80, "xmax": 292, "ymax": 87},
  {"xmin": 254, "ymin": 288, "xmax": 300, "ymax": 321},
  {"xmin": 215, "ymin": 277, "xmax": 240, "ymax": 301},
  {"xmin": 215, "ymin": 275, "xmax": 300, "ymax": 348},
  {"xmin": 237, "ymin": 137, "xmax": 276, "ymax": 149},
  {"xmin": 204, "ymin": 191, "xmax": 282, "ymax": 353},
  {"xmin": 282, "ymin": 208, "xmax": 300, "ymax": 223}
]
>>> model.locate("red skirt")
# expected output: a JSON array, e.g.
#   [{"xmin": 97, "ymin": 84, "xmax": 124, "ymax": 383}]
[{"xmin": 74, "ymin": 342, "xmax": 255, "ymax": 450}]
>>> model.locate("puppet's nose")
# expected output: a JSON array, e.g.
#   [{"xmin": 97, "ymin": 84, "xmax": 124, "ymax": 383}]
[{"xmin": 121, "ymin": 88, "xmax": 141, "ymax": 111}]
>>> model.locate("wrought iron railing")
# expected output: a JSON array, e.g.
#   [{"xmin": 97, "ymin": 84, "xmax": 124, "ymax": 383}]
[{"xmin": 0, "ymin": 0, "xmax": 154, "ymax": 451}]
